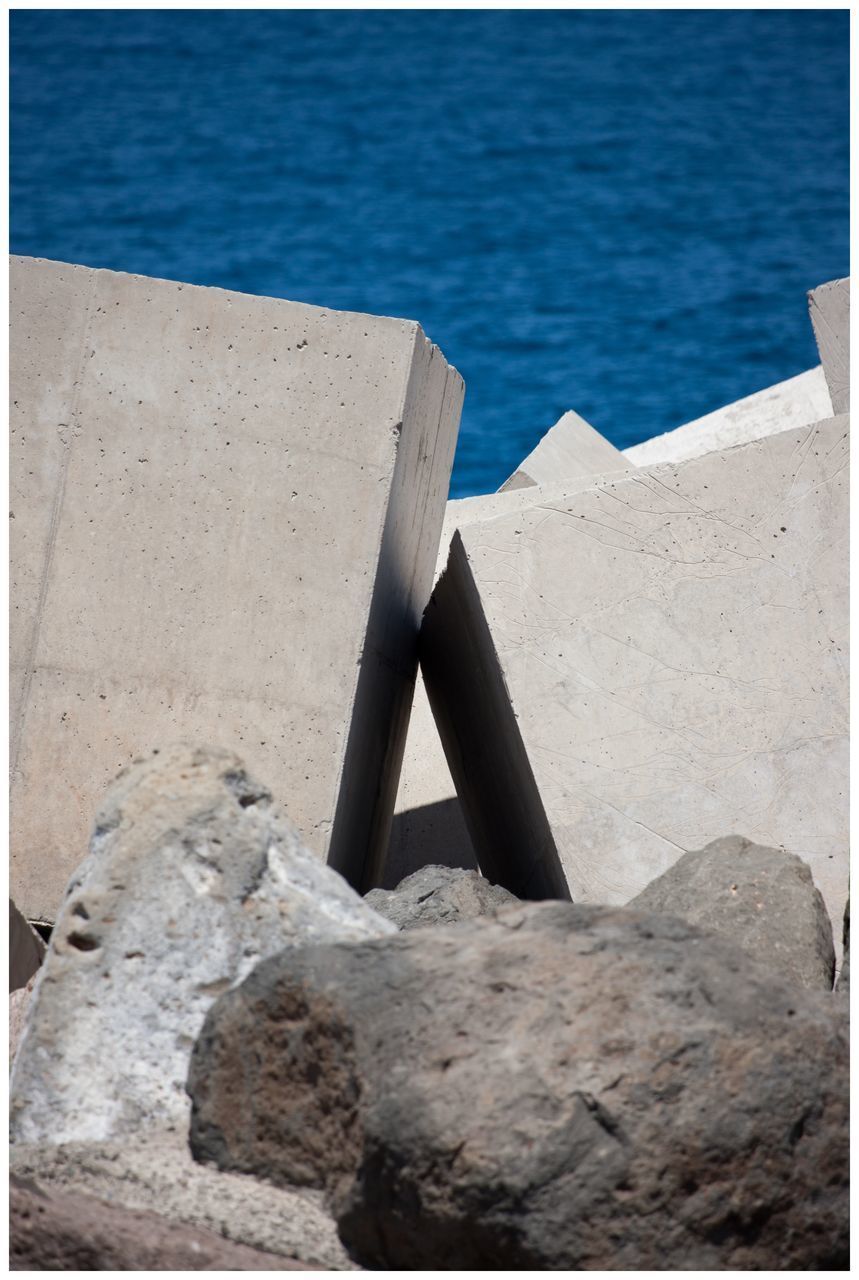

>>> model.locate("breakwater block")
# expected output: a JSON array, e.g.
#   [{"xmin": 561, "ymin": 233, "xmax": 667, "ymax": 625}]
[
  {"xmin": 421, "ymin": 417, "xmax": 849, "ymax": 941},
  {"xmin": 809, "ymin": 276, "xmax": 849, "ymax": 415},
  {"xmin": 624, "ymin": 365, "xmax": 832, "ymax": 467},
  {"xmin": 385, "ymin": 455, "xmax": 634, "ymax": 889},
  {"xmin": 9, "ymin": 256, "xmax": 463, "ymax": 919},
  {"xmin": 499, "ymin": 408, "xmax": 632, "ymax": 491}
]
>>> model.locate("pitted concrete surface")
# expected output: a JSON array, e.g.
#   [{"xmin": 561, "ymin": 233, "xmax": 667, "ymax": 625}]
[{"xmin": 10, "ymin": 256, "xmax": 462, "ymax": 918}]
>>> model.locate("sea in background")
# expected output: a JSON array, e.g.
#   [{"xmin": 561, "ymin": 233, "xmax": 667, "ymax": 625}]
[{"xmin": 11, "ymin": 10, "xmax": 849, "ymax": 497}]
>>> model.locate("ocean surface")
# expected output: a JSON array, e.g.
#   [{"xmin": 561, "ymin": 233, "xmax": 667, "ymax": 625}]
[{"xmin": 11, "ymin": 10, "xmax": 849, "ymax": 497}]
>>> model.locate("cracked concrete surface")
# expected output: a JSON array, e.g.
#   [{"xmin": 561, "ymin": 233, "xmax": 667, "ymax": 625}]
[
  {"xmin": 421, "ymin": 418, "xmax": 848, "ymax": 950},
  {"xmin": 808, "ymin": 277, "xmax": 849, "ymax": 415}
]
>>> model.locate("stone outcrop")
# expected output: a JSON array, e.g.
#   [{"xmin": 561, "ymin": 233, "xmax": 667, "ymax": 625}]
[
  {"xmin": 9, "ymin": 745, "xmax": 394, "ymax": 1146},
  {"xmin": 10, "ymin": 1132, "xmax": 356, "ymax": 1270},
  {"xmin": 187, "ymin": 902, "xmax": 849, "ymax": 1270},
  {"xmin": 10, "ymin": 974, "xmax": 38, "ymax": 1071},
  {"xmin": 624, "ymin": 366, "xmax": 831, "ymax": 467},
  {"xmin": 420, "ymin": 417, "xmax": 849, "ymax": 942},
  {"xmin": 10, "ymin": 1176, "xmax": 316, "ymax": 1271},
  {"xmin": 10, "ymin": 255, "xmax": 463, "ymax": 920},
  {"xmin": 365, "ymin": 864, "xmax": 518, "ymax": 929},
  {"xmin": 631, "ymin": 835, "xmax": 835, "ymax": 989},
  {"xmin": 809, "ymin": 277, "xmax": 849, "ymax": 414}
]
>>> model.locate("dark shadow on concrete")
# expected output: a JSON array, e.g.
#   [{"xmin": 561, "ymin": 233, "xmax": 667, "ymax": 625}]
[{"xmin": 376, "ymin": 797, "xmax": 479, "ymax": 891}]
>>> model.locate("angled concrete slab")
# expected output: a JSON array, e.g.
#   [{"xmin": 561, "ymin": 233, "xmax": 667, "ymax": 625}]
[
  {"xmin": 808, "ymin": 277, "xmax": 849, "ymax": 415},
  {"xmin": 500, "ymin": 410, "xmax": 632, "ymax": 491},
  {"xmin": 383, "ymin": 460, "xmax": 639, "ymax": 890},
  {"xmin": 10, "ymin": 257, "xmax": 462, "ymax": 920},
  {"xmin": 624, "ymin": 367, "xmax": 832, "ymax": 468},
  {"xmin": 421, "ymin": 418, "xmax": 849, "ymax": 942}
]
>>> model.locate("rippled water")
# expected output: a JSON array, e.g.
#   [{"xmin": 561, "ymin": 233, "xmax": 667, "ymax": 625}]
[{"xmin": 11, "ymin": 10, "xmax": 848, "ymax": 495}]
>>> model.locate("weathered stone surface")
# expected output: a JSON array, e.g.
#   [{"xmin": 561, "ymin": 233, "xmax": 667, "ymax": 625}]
[
  {"xmin": 10, "ymin": 1132, "xmax": 357, "ymax": 1270},
  {"xmin": 188, "ymin": 902, "xmax": 849, "ymax": 1270},
  {"xmin": 631, "ymin": 835, "xmax": 835, "ymax": 989},
  {"xmin": 9, "ymin": 897, "xmax": 44, "ymax": 991},
  {"xmin": 10, "ymin": 255, "xmax": 463, "ymax": 920},
  {"xmin": 501, "ymin": 410, "xmax": 632, "ymax": 491},
  {"xmin": 365, "ymin": 864, "xmax": 518, "ymax": 929},
  {"xmin": 836, "ymin": 897, "xmax": 849, "ymax": 997},
  {"xmin": 421, "ymin": 418, "xmax": 849, "ymax": 943},
  {"xmin": 625, "ymin": 366, "xmax": 831, "ymax": 467},
  {"xmin": 809, "ymin": 277, "xmax": 849, "ymax": 414},
  {"xmin": 10, "ymin": 973, "xmax": 38, "ymax": 1071},
  {"xmin": 10, "ymin": 1176, "xmax": 317, "ymax": 1271},
  {"xmin": 9, "ymin": 744, "xmax": 394, "ymax": 1146}
]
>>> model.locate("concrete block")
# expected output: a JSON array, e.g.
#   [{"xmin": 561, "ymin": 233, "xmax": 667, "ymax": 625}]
[
  {"xmin": 809, "ymin": 277, "xmax": 849, "ymax": 414},
  {"xmin": 624, "ymin": 367, "xmax": 832, "ymax": 468},
  {"xmin": 421, "ymin": 417, "xmax": 849, "ymax": 941},
  {"xmin": 383, "ymin": 463, "xmax": 636, "ymax": 889},
  {"xmin": 500, "ymin": 409, "xmax": 632, "ymax": 491},
  {"xmin": 10, "ymin": 257, "xmax": 462, "ymax": 919}
]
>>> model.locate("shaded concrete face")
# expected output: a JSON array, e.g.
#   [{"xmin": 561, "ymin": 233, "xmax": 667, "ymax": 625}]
[
  {"xmin": 500, "ymin": 410, "xmax": 632, "ymax": 491},
  {"xmin": 10, "ymin": 257, "xmax": 462, "ymax": 919},
  {"xmin": 624, "ymin": 367, "xmax": 832, "ymax": 468},
  {"xmin": 422, "ymin": 418, "xmax": 849, "ymax": 941},
  {"xmin": 809, "ymin": 278, "xmax": 849, "ymax": 415}
]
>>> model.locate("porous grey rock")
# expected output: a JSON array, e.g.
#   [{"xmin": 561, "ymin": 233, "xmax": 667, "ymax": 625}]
[
  {"xmin": 365, "ymin": 864, "xmax": 518, "ymax": 930},
  {"xmin": 10, "ymin": 1176, "xmax": 316, "ymax": 1271},
  {"xmin": 631, "ymin": 835, "xmax": 835, "ymax": 990},
  {"xmin": 10, "ymin": 1132, "xmax": 357, "ymax": 1270},
  {"xmin": 9, "ymin": 973, "xmax": 37, "ymax": 1071},
  {"xmin": 9, "ymin": 744, "xmax": 394, "ymax": 1146},
  {"xmin": 188, "ymin": 902, "xmax": 848, "ymax": 1270},
  {"xmin": 836, "ymin": 897, "xmax": 849, "ymax": 997}
]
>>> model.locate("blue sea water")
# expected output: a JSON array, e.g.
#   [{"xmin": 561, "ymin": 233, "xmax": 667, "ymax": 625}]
[{"xmin": 11, "ymin": 10, "xmax": 849, "ymax": 497}]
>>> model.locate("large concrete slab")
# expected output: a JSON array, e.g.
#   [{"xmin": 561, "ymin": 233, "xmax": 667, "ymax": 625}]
[
  {"xmin": 500, "ymin": 409, "xmax": 632, "ymax": 491},
  {"xmin": 382, "ymin": 462, "xmax": 639, "ymax": 890},
  {"xmin": 624, "ymin": 367, "xmax": 832, "ymax": 468},
  {"xmin": 10, "ymin": 257, "xmax": 462, "ymax": 920},
  {"xmin": 808, "ymin": 278, "xmax": 849, "ymax": 415},
  {"xmin": 421, "ymin": 417, "xmax": 849, "ymax": 941}
]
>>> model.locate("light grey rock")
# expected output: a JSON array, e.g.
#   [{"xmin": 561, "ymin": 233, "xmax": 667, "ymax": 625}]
[
  {"xmin": 9, "ymin": 973, "xmax": 38, "ymax": 1072},
  {"xmin": 365, "ymin": 864, "xmax": 518, "ymax": 929},
  {"xmin": 9, "ymin": 1176, "xmax": 316, "ymax": 1271},
  {"xmin": 10, "ymin": 255, "xmax": 463, "ymax": 921},
  {"xmin": 809, "ymin": 277, "xmax": 849, "ymax": 414},
  {"xmin": 9, "ymin": 898, "xmax": 45, "ymax": 992},
  {"xmin": 10, "ymin": 1132, "xmax": 356, "ymax": 1270},
  {"xmin": 631, "ymin": 835, "xmax": 835, "ymax": 990},
  {"xmin": 9, "ymin": 744, "xmax": 394, "ymax": 1146},
  {"xmin": 187, "ymin": 902, "xmax": 848, "ymax": 1270},
  {"xmin": 836, "ymin": 897, "xmax": 849, "ymax": 997}
]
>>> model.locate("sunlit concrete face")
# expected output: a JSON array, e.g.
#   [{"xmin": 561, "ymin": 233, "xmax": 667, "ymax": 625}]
[
  {"xmin": 422, "ymin": 418, "xmax": 849, "ymax": 943},
  {"xmin": 624, "ymin": 366, "xmax": 832, "ymax": 468},
  {"xmin": 10, "ymin": 256, "xmax": 463, "ymax": 920},
  {"xmin": 809, "ymin": 277, "xmax": 849, "ymax": 416},
  {"xmin": 500, "ymin": 409, "xmax": 632, "ymax": 491}
]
